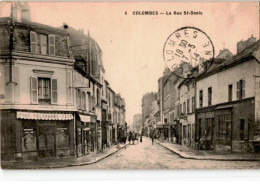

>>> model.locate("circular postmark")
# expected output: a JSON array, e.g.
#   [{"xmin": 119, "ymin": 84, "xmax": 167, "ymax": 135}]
[{"xmin": 163, "ymin": 27, "xmax": 215, "ymax": 79}]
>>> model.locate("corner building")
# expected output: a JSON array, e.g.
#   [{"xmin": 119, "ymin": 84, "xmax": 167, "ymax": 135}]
[{"xmin": 0, "ymin": 5, "xmax": 76, "ymax": 160}]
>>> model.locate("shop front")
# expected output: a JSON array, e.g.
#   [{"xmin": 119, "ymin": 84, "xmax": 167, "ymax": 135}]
[
  {"xmin": 1, "ymin": 110, "xmax": 75, "ymax": 161},
  {"xmin": 76, "ymin": 113, "xmax": 97, "ymax": 157}
]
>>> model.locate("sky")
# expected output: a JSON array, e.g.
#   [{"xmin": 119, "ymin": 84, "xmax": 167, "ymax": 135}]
[{"xmin": 0, "ymin": 1, "xmax": 259, "ymax": 126}]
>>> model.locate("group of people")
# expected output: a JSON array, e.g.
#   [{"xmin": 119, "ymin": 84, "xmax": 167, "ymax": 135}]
[{"xmin": 128, "ymin": 132, "xmax": 142, "ymax": 145}]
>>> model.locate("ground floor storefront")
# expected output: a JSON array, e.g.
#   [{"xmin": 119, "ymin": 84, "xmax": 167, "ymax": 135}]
[
  {"xmin": 196, "ymin": 98, "xmax": 257, "ymax": 152},
  {"xmin": 1, "ymin": 110, "xmax": 75, "ymax": 161},
  {"xmin": 181, "ymin": 115, "xmax": 195, "ymax": 148},
  {"xmin": 76, "ymin": 113, "xmax": 97, "ymax": 157}
]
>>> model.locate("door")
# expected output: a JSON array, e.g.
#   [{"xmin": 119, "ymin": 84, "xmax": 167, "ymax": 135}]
[{"xmin": 37, "ymin": 124, "xmax": 55, "ymax": 158}]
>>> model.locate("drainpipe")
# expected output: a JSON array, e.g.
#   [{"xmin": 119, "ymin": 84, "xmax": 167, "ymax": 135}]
[{"xmin": 7, "ymin": 9, "xmax": 17, "ymax": 104}]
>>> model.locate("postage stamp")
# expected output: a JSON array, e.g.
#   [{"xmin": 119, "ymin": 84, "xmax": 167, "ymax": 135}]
[{"xmin": 163, "ymin": 27, "xmax": 215, "ymax": 79}]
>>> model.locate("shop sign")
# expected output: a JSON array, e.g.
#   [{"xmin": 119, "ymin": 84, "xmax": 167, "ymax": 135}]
[
  {"xmin": 79, "ymin": 114, "xmax": 91, "ymax": 123},
  {"xmin": 17, "ymin": 111, "xmax": 73, "ymax": 120},
  {"xmin": 24, "ymin": 128, "xmax": 34, "ymax": 134}
]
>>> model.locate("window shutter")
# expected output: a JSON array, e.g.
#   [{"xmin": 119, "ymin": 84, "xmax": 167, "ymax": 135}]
[
  {"xmin": 30, "ymin": 77, "xmax": 38, "ymax": 104},
  {"xmin": 83, "ymin": 92, "xmax": 86, "ymax": 110},
  {"xmin": 30, "ymin": 31, "xmax": 37, "ymax": 53},
  {"xmin": 48, "ymin": 35, "xmax": 55, "ymax": 56},
  {"xmin": 51, "ymin": 79, "xmax": 58, "ymax": 104},
  {"xmin": 236, "ymin": 81, "xmax": 240, "ymax": 100},
  {"xmin": 242, "ymin": 80, "xmax": 245, "ymax": 98}
]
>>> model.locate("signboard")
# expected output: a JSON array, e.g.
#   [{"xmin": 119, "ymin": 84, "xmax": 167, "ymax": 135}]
[{"xmin": 17, "ymin": 111, "xmax": 73, "ymax": 120}]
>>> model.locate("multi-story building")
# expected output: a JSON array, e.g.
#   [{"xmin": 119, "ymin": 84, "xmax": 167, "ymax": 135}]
[
  {"xmin": 178, "ymin": 77, "xmax": 196, "ymax": 147},
  {"xmin": 133, "ymin": 113, "xmax": 142, "ymax": 133},
  {"xmin": 0, "ymin": 3, "xmax": 76, "ymax": 160},
  {"xmin": 141, "ymin": 92, "xmax": 157, "ymax": 136},
  {"xmin": 195, "ymin": 38, "xmax": 260, "ymax": 152}
]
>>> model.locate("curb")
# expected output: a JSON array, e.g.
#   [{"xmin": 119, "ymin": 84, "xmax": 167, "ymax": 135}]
[
  {"xmin": 155, "ymin": 141, "xmax": 260, "ymax": 162},
  {"xmin": 2, "ymin": 144, "xmax": 128, "ymax": 169}
]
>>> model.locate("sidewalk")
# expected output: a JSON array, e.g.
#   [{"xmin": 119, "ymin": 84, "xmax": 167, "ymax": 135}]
[
  {"xmin": 1, "ymin": 143, "xmax": 128, "ymax": 169},
  {"xmin": 155, "ymin": 139, "xmax": 260, "ymax": 161}
]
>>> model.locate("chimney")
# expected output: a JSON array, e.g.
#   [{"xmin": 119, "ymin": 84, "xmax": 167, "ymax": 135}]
[
  {"xmin": 12, "ymin": 2, "xmax": 22, "ymax": 22},
  {"xmin": 237, "ymin": 35, "xmax": 256, "ymax": 53},
  {"xmin": 21, "ymin": 2, "xmax": 31, "ymax": 22},
  {"xmin": 11, "ymin": 2, "xmax": 31, "ymax": 22}
]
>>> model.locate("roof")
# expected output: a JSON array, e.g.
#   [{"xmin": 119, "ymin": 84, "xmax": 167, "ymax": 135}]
[
  {"xmin": 196, "ymin": 39, "xmax": 260, "ymax": 81},
  {"xmin": 0, "ymin": 17, "xmax": 69, "ymax": 36}
]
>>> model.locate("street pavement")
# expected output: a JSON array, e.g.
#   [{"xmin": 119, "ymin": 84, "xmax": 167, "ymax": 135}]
[{"xmin": 64, "ymin": 137, "xmax": 260, "ymax": 169}]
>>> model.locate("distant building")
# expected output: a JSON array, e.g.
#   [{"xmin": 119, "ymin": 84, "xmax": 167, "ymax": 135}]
[
  {"xmin": 141, "ymin": 92, "xmax": 157, "ymax": 136},
  {"xmin": 133, "ymin": 114, "xmax": 142, "ymax": 133}
]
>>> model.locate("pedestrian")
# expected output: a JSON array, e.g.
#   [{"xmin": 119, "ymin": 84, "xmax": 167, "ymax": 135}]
[
  {"xmin": 140, "ymin": 134, "xmax": 142, "ymax": 143},
  {"xmin": 128, "ymin": 131, "xmax": 132, "ymax": 144},
  {"xmin": 135, "ymin": 133, "xmax": 138, "ymax": 144},
  {"xmin": 152, "ymin": 135, "xmax": 154, "ymax": 145}
]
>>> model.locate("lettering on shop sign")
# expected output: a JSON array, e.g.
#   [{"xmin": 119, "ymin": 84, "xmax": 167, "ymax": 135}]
[{"xmin": 17, "ymin": 111, "xmax": 73, "ymax": 120}]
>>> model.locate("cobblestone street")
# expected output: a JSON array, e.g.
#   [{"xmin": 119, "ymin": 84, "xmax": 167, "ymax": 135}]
[{"xmin": 64, "ymin": 138, "xmax": 260, "ymax": 169}]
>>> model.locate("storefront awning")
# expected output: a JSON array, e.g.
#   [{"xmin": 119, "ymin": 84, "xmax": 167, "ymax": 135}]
[
  {"xmin": 17, "ymin": 111, "xmax": 73, "ymax": 120},
  {"xmin": 79, "ymin": 114, "xmax": 91, "ymax": 123}
]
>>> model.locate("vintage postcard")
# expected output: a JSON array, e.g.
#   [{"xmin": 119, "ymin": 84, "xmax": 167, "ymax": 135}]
[{"xmin": 0, "ymin": 1, "xmax": 259, "ymax": 170}]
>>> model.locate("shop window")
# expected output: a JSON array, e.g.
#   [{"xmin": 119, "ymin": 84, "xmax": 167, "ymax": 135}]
[
  {"xmin": 187, "ymin": 99, "xmax": 190, "ymax": 114},
  {"xmin": 228, "ymin": 84, "xmax": 232, "ymax": 102},
  {"xmin": 240, "ymin": 119, "xmax": 245, "ymax": 141},
  {"xmin": 198, "ymin": 119, "xmax": 202, "ymax": 139},
  {"xmin": 56, "ymin": 121, "xmax": 70, "ymax": 149},
  {"xmin": 199, "ymin": 90, "xmax": 203, "ymax": 108},
  {"xmin": 192, "ymin": 124, "xmax": 195, "ymax": 139},
  {"xmin": 218, "ymin": 115, "xmax": 231, "ymax": 145},
  {"xmin": 208, "ymin": 87, "xmax": 212, "ymax": 106},
  {"xmin": 205, "ymin": 118, "xmax": 214, "ymax": 139},
  {"xmin": 22, "ymin": 121, "xmax": 37, "ymax": 152},
  {"xmin": 183, "ymin": 125, "xmax": 187, "ymax": 139}
]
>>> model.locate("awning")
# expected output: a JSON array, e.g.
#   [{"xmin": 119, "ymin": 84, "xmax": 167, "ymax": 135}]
[
  {"xmin": 79, "ymin": 114, "xmax": 91, "ymax": 123},
  {"xmin": 17, "ymin": 111, "xmax": 73, "ymax": 120}
]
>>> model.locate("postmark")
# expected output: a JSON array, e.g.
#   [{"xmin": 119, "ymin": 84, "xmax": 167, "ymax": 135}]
[{"xmin": 163, "ymin": 27, "xmax": 215, "ymax": 79}]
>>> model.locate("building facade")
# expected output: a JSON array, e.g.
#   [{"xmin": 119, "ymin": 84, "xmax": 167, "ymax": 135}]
[
  {"xmin": 0, "ymin": 4, "xmax": 76, "ymax": 160},
  {"xmin": 195, "ymin": 40, "xmax": 260, "ymax": 152}
]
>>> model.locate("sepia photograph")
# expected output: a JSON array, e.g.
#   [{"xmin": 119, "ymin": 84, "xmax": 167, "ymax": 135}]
[{"xmin": 0, "ymin": 0, "xmax": 259, "ymax": 170}]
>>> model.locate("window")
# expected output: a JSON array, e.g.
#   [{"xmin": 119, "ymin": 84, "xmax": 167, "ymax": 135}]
[
  {"xmin": 192, "ymin": 96, "xmax": 195, "ymax": 112},
  {"xmin": 87, "ymin": 92, "xmax": 91, "ymax": 112},
  {"xmin": 205, "ymin": 118, "xmax": 214, "ymax": 139},
  {"xmin": 31, "ymin": 77, "xmax": 57, "ymax": 104},
  {"xmin": 38, "ymin": 78, "xmax": 51, "ymax": 103},
  {"xmin": 30, "ymin": 31, "xmax": 55, "ymax": 56},
  {"xmin": 30, "ymin": 31, "xmax": 37, "ymax": 53},
  {"xmin": 96, "ymin": 89, "xmax": 100, "ymax": 106},
  {"xmin": 48, "ymin": 35, "xmax": 55, "ymax": 56},
  {"xmin": 240, "ymin": 119, "xmax": 245, "ymax": 140},
  {"xmin": 217, "ymin": 115, "xmax": 231, "ymax": 145},
  {"xmin": 40, "ymin": 34, "xmax": 47, "ymax": 55},
  {"xmin": 208, "ymin": 87, "xmax": 212, "ymax": 106},
  {"xmin": 199, "ymin": 90, "xmax": 203, "ymax": 108},
  {"xmin": 237, "ymin": 79, "xmax": 245, "ymax": 100},
  {"xmin": 187, "ymin": 99, "xmax": 190, "ymax": 114},
  {"xmin": 228, "ymin": 84, "xmax": 232, "ymax": 102},
  {"xmin": 183, "ymin": 102, "xmax": 186, "ymax": 116}
]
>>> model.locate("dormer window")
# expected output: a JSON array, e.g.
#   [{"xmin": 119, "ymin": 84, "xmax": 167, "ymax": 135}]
[{"xmin": 30, "ymin": 31, "xmax": 55, "ymax": 56}]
